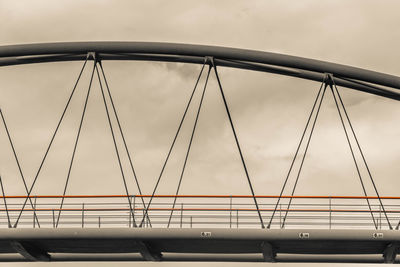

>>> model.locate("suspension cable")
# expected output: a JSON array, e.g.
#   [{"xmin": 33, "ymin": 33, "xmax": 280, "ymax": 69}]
[
  {"xmin": 281, "ymin": 83, "xmax": 328, "ymax": 228},
  {"xmin": 212, "ymin": 61, "xmax": 265, "ymax": 229},
  {"xmin": 331, "ymin": 77, "xmax": 390, "ymax": 228},
  {"xmin": 95, "ymin": 62, "xmax": 138, "ymax": 227},
  {"xmin": 140, "ymin": 60, "xmax": 207, "ymax": 227},
  {"xmin": 13, "ymin": 55, "xmax": 91, "ymax": 228},
  {"xmin": 167, "ymin": 66, "xmax": 211, "ymax": 227},
  {"xmin": 267, "ymin": 76, "xmax": 326, "ymax": 228},
  {"xmin": 98, "ymin": 61, "xmax": 151, "ymax": 227},
  {"xmin": 0, "ymin": 109, "xmax": 40, "ymax": 227},
  {"xmin": 0, "ymin": 175, "xmax": 11, "ymax": 228},
  {"xmin": 55, "ymin": 60, "xmax": 96, "ymax": 227},
  {"xmin": 327, "ymin": 76, "xmax": 377, "ymax": 229}
]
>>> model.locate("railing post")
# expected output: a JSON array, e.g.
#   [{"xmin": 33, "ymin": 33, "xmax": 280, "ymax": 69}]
[
  {"xmin": 279, "ymin": 204, "xmax": 282, "ymax": 229},
  {"xmin": 180, "ymin": 203, "xmax": 183, "ymax": 228},
  {"xmin": 379, "ymin": 204, "xmax": 382, "ymax": 230},
  {"xmin": 128, "ymin": 200, "xmax": 131, "ymax": 228},
  {"xmin": 82, "ymin": 203, "xmax": 85, "ymax": 228},
  {"xmin": 98, "ymin": 217, "xmax": 101, "ymax": 228},
  {"xmin": 329, "ymin": 196, "xmax": 332, "ymax": 230},
  {"xmin": 132, "ymin": 195, "xmax": 136, "ymax": 227},
  {"xmin": 33, "ymin": 196, "xmax": 37, "ymax": 228},
  {"xmin": 229, "ymin": 195, "xmax": 232, "ymax": 228},
  {"xmin": 190, "ymin": 216, "xmax": 192, "ymax": 228},
  {"xmin": 142, "ymin": 208, "xmax": 146, "ymax": 228},
  {"xmin": 52, "ymin": 209, "xmax": 55, "ymax": 228},
  {"xmin": 237, "ymin": 209, "xmax": 239, "ymax": 228}
]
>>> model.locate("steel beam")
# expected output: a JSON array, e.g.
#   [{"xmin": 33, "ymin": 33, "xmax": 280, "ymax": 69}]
[
  {"xmin": 383, "ymin": 243, "xmax": 399, "ymax": 263},
  {"xmin": 0, "ymin": 53, "xmax": 398, "ymax": 100},
  {"xmin": 0, "ymin": 228, "xmax": 398, "ymax": 263},
  {"xmin": 136, "ymin": 241, "xmax": 162, "ymax": 261},
  {"xmin": 0, "ymin": 42, "xmax": 399, "ymax": 91},
  {"xmin": 10, "ymin": 241, "xmax": 50, "ymax": 261},
  {"xmin": 1, "ymin": 228, "xmax": 400, "ymax": 242},
  {"xmin": 261, "ymin": 241, "xmax": 275, "ymax": 262}
]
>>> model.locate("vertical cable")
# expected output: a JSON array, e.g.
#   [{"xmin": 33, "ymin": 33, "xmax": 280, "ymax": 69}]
[
  {"xmin": 212, "ymin": 62, "xmax": 265, "ymax": 228},
  {"xmin": 55, "ymin": 60, "xmax": 96, "ymax": 227},
  {"xmin": 0, "ymin": 109, "xmax": 40, "ymax": 227},
  {"xmin": 13, "ymin": 55, "xmax": 91, "ymax": 228},
  {"xmin": 167, "ymin": 66, "xmax": 211, "ymax": 227},
  {"xmin": 267, "ymin": 76, "xmax": 326, "ymax": 228},
  {"xmin": 95, "ymin": 62, "xmax": 137, "ymax": 227},
  {"xmin": 140, "ymin": 61, "xmax": 207, "ymax": 227},
  {"xmin": 0, "ymin": 175, "xmax": 11, "ymax": 228}
]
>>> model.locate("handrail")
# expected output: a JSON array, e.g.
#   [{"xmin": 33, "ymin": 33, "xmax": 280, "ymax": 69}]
[
  {"xmin": 1, "ymin": 194, "xmax": 400, "ymax": 199},
  {"xmin": 1, "ymin": 194, "xmax": 397, "ymax": 229},
  {"xmin": 1, "ymin": 207, "xmax": 400, "ymax": 213}
]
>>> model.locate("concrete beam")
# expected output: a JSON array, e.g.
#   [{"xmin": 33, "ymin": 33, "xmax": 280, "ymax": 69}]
[{"xmin": 10, "ymin": 241, "xmax": 50, "ymax": 261}]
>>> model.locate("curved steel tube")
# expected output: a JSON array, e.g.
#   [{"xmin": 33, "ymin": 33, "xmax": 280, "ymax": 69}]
[{"xmin": 0, "ymin": 42, "xmax": 399, "ymax": 100}]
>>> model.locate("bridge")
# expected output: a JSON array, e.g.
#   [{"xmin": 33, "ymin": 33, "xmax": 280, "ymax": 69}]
[{"xmin": 0, "ymin": 42, "xmax": 399, "ymax": 263}]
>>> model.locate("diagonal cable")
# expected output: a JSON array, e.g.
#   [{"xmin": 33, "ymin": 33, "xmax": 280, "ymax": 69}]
[
  {"xmin": 55, "ymin": 60, "xmax": 96, "ymax": 227},
  {"xmin": 267, "ymin": 76, "xmax": 326, "ymax": 229},
  {"xmin": 328, "ymin": 81, "xmax": 377, "ymax": 229},
  {"xmin": 332, "ymin": 79, "xmax": 391, "ymax": 229},
  {"xmin": 281, "ymin": 83, "xmax": 328, "ymax": 228},
  {"xmin": 167, "ymin": 66, "xmax": 211, "ymax": 227},
  {"xmin": 0, "ymin": 175, "xmax": 11, "ymax": 228},
  {"xmin": 212, "ymin": 61, "xmax": 265, "ymax": 229},
  {"xmin": 281, "ymin": 76, "xmax": 378, "ymax": 229},
  {"xmin": 98, "ymin": 61, "xmax": 151, "ymax": 226},
  {"xmin": 13, "ymin": 55, "xmax": 90, "ymax": 228},
  {"xmin": 95, "ymin": 62, "xmax": 138, "ymax": 227},
  {"xmin": 0, "ymin": 109, "xmax": 40, "ymax": 227},
  {"xmin": 140, "ymin": 60, "xmax": 207, "ymax": 227},
  {"xmin": 329, "ymin": 77, "xmax": 381, "ymax": 229}
]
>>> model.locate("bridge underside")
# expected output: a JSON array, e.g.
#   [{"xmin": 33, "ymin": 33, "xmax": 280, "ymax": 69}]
[{"xmin": 0, "ymin": 228, "xmax": 398, "ymax": 263}]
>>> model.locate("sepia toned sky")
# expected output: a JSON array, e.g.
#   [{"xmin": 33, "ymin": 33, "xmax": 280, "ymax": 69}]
[{"xmin": 1, "ymin": 0, "xmax": 400, "ymax": 266}]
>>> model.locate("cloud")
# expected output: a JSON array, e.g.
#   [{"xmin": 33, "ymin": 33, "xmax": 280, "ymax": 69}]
[{"xmin": 0, "ymin": 2, "xmax": 399, "ymax": 253}]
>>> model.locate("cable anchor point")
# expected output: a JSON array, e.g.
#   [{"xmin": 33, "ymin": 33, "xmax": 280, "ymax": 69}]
[
  {"xmin": 205, "ymin": 56, "xmax": 214, "ymax": 68},
  {"xmin": 87, "ymin": 52, "xmax": 99, "ymax": 63},
  {"xmin": 323, "ymin": 73, "xmax": 335, "ymax": 87}
]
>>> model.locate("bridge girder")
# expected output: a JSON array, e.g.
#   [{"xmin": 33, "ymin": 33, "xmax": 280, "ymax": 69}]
[
  {"xmin": 0, "ymin": 228, "xmax": 398, "ymax": 263},
  {"xmin": 10, "ymin": 241, "xmax": 50, "ymax": 261}
]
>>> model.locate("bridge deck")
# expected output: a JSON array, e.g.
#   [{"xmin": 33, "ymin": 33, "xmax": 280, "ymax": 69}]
[{"xmin": 0, "ymin": 228, "xmax": 399, "ymax": 263}]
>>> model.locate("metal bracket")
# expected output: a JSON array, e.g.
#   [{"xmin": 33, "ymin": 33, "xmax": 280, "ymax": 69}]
[
  {"xmin": 87, "ymin": 52, "xmax": 97, "ymax": 62},
  {"xmin": 383, "ymin": 242, "xmax": 399, "ymax": 263},
  {"xmin": 261, "ymin": 241, "xmax": 276, "ymax": 262},
  {"xmin": 10, "ymin": 241, "xmax": 50, "ymax": 261},
  {"xmin": 324, "ymin": 73, "xmax": 334, "ymax": 87},
  {"xmin": 136, "ymin": 241, "xmax": 162, "ymax": 261},
  {"xmin": 205, "ymin": 56, "xmax": 214, "ymax": 67}
]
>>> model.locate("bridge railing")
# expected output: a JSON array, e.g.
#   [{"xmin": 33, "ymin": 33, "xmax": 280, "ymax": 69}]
[{"xmin": 0, "ymin": 195, "xmax": 399, "ymax": 229}]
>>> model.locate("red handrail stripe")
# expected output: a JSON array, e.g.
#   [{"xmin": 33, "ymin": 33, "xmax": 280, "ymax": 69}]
[
  {"xmin": 1, "ymin": 207, "xmax": 399, "ymax": 213},
  {"xmin": 1, "ymin": 194, "xmax": 400, "ymax": 199}
]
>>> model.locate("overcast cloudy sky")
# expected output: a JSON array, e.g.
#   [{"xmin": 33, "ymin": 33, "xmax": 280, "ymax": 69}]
[{"xmin": 1, "ymin": 0, "xmax": 400, "ymax": 266}]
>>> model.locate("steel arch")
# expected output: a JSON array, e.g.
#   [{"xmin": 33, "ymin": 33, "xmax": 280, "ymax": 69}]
[{"xmin": 0, "ymin": 42, "xmax": 399, "ymax": 100}]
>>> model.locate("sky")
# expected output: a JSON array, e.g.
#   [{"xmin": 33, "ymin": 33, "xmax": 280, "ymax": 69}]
[{"xmin": 0, "ymin": 0, "xmax": 400, "ymax": 266}]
